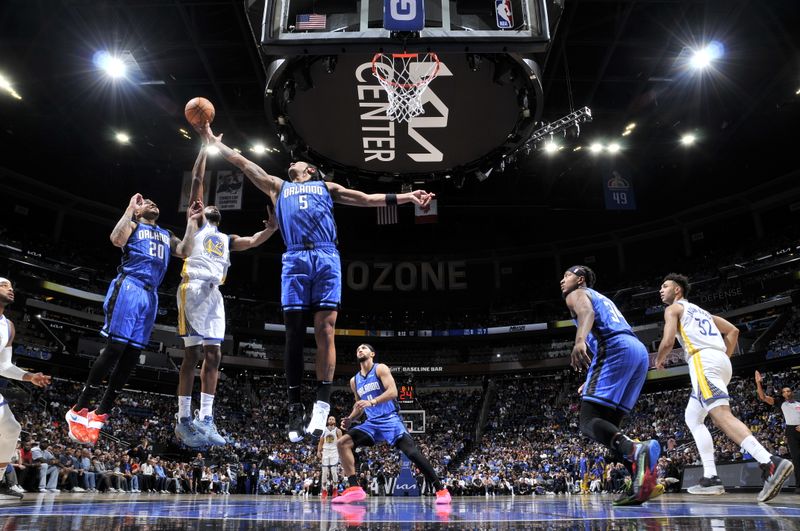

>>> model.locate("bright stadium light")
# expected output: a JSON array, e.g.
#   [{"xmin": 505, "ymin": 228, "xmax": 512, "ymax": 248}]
[
  {"xmin": 250, "ymin": 144, "xmax": 267, "ymax": 155},
  {"xmin": 115, "ymin": 132, "xmax": 130, "ymax": 144},
  {"xmin": 206, "ymin": 145, "xmax": 220, "ymax": 156},
  {"xmin": 680, "ymin": 133, "xmax": 697, "ymax": 146},
  {"xmin": 607, "ymin": 142, "xmax": 621, "ymax": 154},
  {"xmin": 625, "ymin": 122, "xmax": 636, "ymax": 131},
  {"xmin": 689, "ymin": 41, "xmax": 724, "ymax": 70},
  {"xmin": 94, "ymin": 51, "xmax": 127, "ymax": 78},
  {"xmin": 589, "ymin": 142, "xmax": 603, "ymax": 154},
  {"xmin": 0, "ymin": 73, "xmax": 22, "ymax": 100},
  {"xmin": 544, "ymin": 140, "xmax": 559, "ymax": 154}
]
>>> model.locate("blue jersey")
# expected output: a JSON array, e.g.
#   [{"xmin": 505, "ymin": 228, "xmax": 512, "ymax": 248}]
[
  {"xmin": 354, "ymin": 364, "xmax": 399, "ymax": 421},
  {"xmin": 573, "ymin": 288, "xmax": 635, "ymax": 354},
  {"xmin": 275, "ymin": 181, "xmax": 337, "ymax": 248},
  {"xmin": 118, "ymin": 222, "xmax": 172, "ymax": 287}
]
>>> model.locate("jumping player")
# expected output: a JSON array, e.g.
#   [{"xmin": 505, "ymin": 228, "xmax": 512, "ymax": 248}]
[
  {"xmin": 561, "ymin": 265, "xmax": 660, "ymax": 506},
  {"xmin": 174, "ymin": 145, "xmax": 278, "ymax": 448},
  {"xmin": 332, "ymin": 344, "xmax": 451, "ymax": 505},
  {"xmin": 66, "ymin": 194, "xmax": 202, "ymax": 445},
  {"xmin": 200, "ymin": 122, "xmax": 433, "ymax": 442},
  {"xmin": 655, "ymin": 273, "xmax": 793, "ymax": 502},
  {"xmin": 317, "ymin": 415, "xmax": 341, "ymax": 498},
  {"xmin": 0, "ymin": 278, "xmax": 51, "ymax": 499}
]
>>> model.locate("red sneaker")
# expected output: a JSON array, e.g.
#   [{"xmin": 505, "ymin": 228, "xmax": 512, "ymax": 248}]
[
  {"xmin": 332, "ymin": 488, "xmax": 339, "ymax": 498},
  {"xmin": 435, "ymin": 488, "xmax": 452, "ymax": 504},
  {"xmin": 321, "ymin": 489, "xmax": 328, "ymax": 499},
  {"xmin": 65, "ymin": 407, "xmax": 89, "ymax": 443},
  {"xmin": 85, "ymin": 411, "xmax": 109, "ymax": 445},
  {"xmin": 331, "ymin": 486, "xmax": 367, "ymax": 504}
]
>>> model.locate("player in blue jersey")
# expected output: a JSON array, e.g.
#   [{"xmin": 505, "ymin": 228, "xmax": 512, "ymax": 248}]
[
  {"xmin": 66, "ymin": 193, "xmax": 202, "ymax": 445},
  {"xmin": 201, "ymin": 123, "xmax": 433, "ymax": 442},
  {"xmin": 332, "ymin": 344, "xmax": 451, "ymax": 505},
  {"xmin": 561, "ymin": 265, "xmax": 660, "ymax": 506}
]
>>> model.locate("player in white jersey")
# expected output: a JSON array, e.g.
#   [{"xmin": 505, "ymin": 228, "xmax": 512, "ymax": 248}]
[
  {"xmin": 655, "ymin": 273, "xmax": 793, "ymax": 502},
  {"xmin": 174, "ymin": 145, "xmax": 279, "ymax": 447},
  {"xmin": 317, "ymin": 415, "xmax": 342, "ymax": 498},
  {"xmin": 0, "ymin": 278, "xmax": 51, "ymax": 499}
]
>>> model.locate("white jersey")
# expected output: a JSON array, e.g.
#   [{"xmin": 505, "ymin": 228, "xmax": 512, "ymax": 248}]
[
  {"xmin": 675, "ymin": 299, "xmax": 726, "ymax": 358},
  {"xmin": 321, "ymin": 427, "xmax": 339, "ymax": 455},
  {"xmin": 0, "ymin": 315, "xmax": 9, "ymax": 350},
  {"xmin": 181, "ymin": 223, "xmax": 230, "ymax": 285}
]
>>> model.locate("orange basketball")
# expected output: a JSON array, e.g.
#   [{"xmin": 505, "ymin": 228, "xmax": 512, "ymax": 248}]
[{"xmin": 184, "ymin": 97, "xmax": 215, "ymax": 129}]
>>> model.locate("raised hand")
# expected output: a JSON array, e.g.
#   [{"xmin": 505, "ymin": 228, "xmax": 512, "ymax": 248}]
[
  {"xmin": 755, "ymin": 370, "xmax": 762, "ymax": 384},
  {"xmin": 263, "ymin": 204, "xmax": 278, "ymax": 232},
  {"xmin": 29, "ymin": 373, "xmax": 51, "ymax": 387},
  {"xmin": 128, "ymin": 193, "xmax": 144, "ymax": 210},
  {"xmin": 188, "ymin": 200, "xmax": 204, "ymax": 222},
  {"xmin": 200, "ymin": 121, "xmax": 223, "ymax": 145},
  {"xmin": 405, "ymin": 190, "xmax": 435, "ymax": 207}
]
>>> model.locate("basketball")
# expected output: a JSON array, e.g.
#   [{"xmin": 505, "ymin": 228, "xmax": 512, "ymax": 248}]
[{"xmin": 184, "ymin": 97, "xmax": 215, "ymax": 129}]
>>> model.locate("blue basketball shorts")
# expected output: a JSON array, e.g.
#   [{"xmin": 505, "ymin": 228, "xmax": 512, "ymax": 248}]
[
  {"xmin": 350, "ymin": 414, "xmax": 407, "ymax": 446},
  {"xmin": 582, "ymin": 333, "xmax": 649, "ymax": 413},
  {"xmin": 280, "ymin": 247, "xmax": 341, "ymax": 312},
  {"xmin": 101, "ymin": 275, "xmax": 158, "ymax": 350}
]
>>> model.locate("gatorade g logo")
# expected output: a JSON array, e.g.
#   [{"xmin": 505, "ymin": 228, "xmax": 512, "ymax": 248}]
[{"xmin": 391, "ymin": 0, "xmax": 416, "ymax": 20}]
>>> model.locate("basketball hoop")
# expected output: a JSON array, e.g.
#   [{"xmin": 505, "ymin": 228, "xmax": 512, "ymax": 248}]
[{"xmin": 371, "ymin": 52, "xmax": 440, "ymax": 123}]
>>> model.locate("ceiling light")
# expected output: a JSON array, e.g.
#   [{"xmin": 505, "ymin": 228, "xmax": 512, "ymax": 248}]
[
  {"xmin": 95, "ymin": 51, "xmax": 127, "ymax": 78},
  {"xmin": 607, "ymin": 143, "xmax": 621, "ymax": 154},
  {"xmin": 0, "ymin": 73, "xmax": 22, "ymax": 100},
  {"xmin": 589, "ymin": 143, "xmax": 603, "ymax": 154},
  {"xmin": 206, "ymin": 145, "xmax": 220, "ymax": 156},
  {"xmin": 179, "ymin": 128, "xmax": 189, "ymax": 134},
  {"xmin": 680, "ymin": 133, "xmax": 697, "ymax": 146},
  {"xmin": 233, "ymin": 147, "xmax": 242, "ymax": 153},
  {"xmin": 689, "ymin": 41, "xmax": 724, "ymax": 70},
  {"xmin": 573, "ymin": 146, "xmax": 582, "ymax": 152},
  {"xmin": 625, "ymin": 122, "xmax": 636, "ymax": 131},
  {"xmin": 544, "ymin": 141, "xmax": 559, "ymax": 154},
  {"xmin": 795, "ymin": 88, "xmax": 800, "ymax": 95},
  {"xmin": 621, "ymin": 130, "xmax": 632, "ymax": 137},
  {"xmin": 115, "ymin": 132, "xmax": 130, "ymax": 144},
  {"xmin": 250, "ymin": 144, "xmax": 266, "ymax": 154}
]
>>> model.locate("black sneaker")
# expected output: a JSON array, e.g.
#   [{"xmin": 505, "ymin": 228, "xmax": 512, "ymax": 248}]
[
  {"xmin": 287, "ymin": 403, "xmax": 306, "ymax": 443},
  {"xmin": 0, "ymin": 484, "xmax": 23, "ymax": 500},
  {"xmin": 757, "ymin": 456, "xmax": 794, "ymax": 502},
  {"xmin": 687, "ymin": 475, "xmax": 725, "ymax": 495}
]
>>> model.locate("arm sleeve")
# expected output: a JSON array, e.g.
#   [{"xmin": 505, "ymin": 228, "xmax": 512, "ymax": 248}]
[{"xmin": 0, "ymin": 346, "xmax": 27, "ymax": 381}]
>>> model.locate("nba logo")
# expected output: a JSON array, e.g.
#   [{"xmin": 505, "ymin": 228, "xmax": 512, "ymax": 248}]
[{"xmin": 495, "ymin": 0, "xmax": 513, "ymax": 29}]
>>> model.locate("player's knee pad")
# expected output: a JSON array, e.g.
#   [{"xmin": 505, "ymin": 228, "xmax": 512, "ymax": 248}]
[{"xmin": 0, "ymin": 407, "xmax": 21, "ymax": 461}]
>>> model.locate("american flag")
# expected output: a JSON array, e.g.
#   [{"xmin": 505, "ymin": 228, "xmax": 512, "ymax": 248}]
[
  {"xmin": 296, "ymin": 14, "xmax": 327, "ymax": 30},
  {"xmin": 377, "ymin": 204, "xmax": 398, "ymax": 225}
]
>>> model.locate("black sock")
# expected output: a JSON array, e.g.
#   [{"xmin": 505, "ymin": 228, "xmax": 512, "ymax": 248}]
[
  {"xmin": 316, "ymin": 381, "xmax": 332, "ymax": 404},
  {"xmin": 288, "ymin": 385, "xmax": 302, "ymax": 404},
  {"xmin": 611, "ymin": 433, "xmax": 636, "ymax": 458},
  {"xmin": 348, "ymin": 475, "xmax": 359, "ymax": 488}
]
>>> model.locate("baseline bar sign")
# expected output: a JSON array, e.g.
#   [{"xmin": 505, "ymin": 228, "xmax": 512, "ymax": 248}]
[{"xmin": 384, "ymin": 0, "xmax": 424, "ymax": 31}]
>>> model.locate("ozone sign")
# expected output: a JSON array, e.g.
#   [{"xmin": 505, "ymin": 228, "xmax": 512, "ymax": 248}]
[{"xmin": 283, "ymin": 54, "xmax": 525, "ymax": 175}]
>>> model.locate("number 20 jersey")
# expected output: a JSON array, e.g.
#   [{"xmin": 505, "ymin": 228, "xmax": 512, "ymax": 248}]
[
  {"xmin": 675, "ymin": 299, "xmax": 725, "ymax": 356},
  {"xmin": 275, "ymin": 181, "xmax": 337, "ymax": 248},
  {"xmin": 119, "ymin": 223, "xmax": 171, "ymax": 287}
]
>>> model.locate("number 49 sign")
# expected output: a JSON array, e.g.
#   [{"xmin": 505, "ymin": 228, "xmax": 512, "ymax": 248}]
[{"xmin": 604, "ymin": 170, "xmax": 637, "ymax": 210}]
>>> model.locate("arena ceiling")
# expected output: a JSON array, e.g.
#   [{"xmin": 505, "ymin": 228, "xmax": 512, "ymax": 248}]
[{"xmin": 0, "ymin": 0, "xmax": 798, "ymax": 255}]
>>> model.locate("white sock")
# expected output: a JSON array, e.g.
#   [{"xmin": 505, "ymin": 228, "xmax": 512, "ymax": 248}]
[
  {"xmin": 689, "ymin": 424, "xmax": 718, "ymax": 477},
  {"xmin": 200, "ymin": 393, "xmax": 214, "ymax": 418},
  {"xmin": 178, "ymin": 396, "xmax": 192, "ymax": 419},
  {"xmin": 740, "ymin": 435, "xmax": 772, "ymax": 464}
]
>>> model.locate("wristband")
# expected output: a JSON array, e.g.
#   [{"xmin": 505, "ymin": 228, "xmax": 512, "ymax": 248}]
[{"xmin": 385, "ymin": 193, "xmax": 397, "ymax": 206}]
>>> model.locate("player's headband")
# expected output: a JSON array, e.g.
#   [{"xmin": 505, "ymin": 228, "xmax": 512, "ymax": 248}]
[
  {"xmin": 0, "ymin": 277, "xmax": 10, "ymax": 287},
  {"xmin": 566, "ymin": 266, "xmax": 595, "ymax": 287}
]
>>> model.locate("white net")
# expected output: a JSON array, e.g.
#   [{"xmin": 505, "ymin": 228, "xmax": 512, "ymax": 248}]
[{"xmin": 371, "ymin": 52, "xmax": 440, "ymax": 123}]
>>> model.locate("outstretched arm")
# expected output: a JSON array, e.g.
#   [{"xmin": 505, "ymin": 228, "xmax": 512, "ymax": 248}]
[
  {"xmin": 200, "ymin": 122, "xmax": 283, "ymax": 200},
  {"xmin": 172, "ymin": 201, "xmax": 204, "ymax": 258},
  {"xmin": 188, "ymin": 147, "xmax": 207, "ymax": 220},
  {"xmin": 326, "ymin": 182, "xmax": 434, "ymax": 208},
  {"xmin": 0, "ymin": 321, "xmax": 50, "ymax": 386},
  {"xmin": 754, "ymin": 370, "xmax": 775, "ymax": 406},
  {"xmin": 655, "ymin": 304, "xmax": 683, "ymax": 369},
  {"xmin": 110, "ymin": 194, "xmax": 142, "ymax": 247},
  {"xmin": 230, "ymin": 205, "xmax": 279, "ymax": 251}
]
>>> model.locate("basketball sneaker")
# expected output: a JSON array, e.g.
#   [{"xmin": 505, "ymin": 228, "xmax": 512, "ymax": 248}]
[
  {"xmin": 287, "ymin": 403, "xmax": 306, "ymax": 443},
  {"xmin": 65, "ymin": 407, "xmax": 89, "ymax": 443},
  {"xmin": 174, "ymin": 414, "xmax": 207, "ymax": 448},
  {"xmin": 435, "ymin": 488, "xmax": 452, "ymax": 504},
  {"xmin": 0, "ymin": 484, "xmax": 23, "ymax": 500},
  {"xmin": 192, "ymin": 410, "xmax": 226, "ymax": 446},
  {"xmin": 757, "ymin": 456, "xmax": 794, "ymax": 502},
  {"xmin": 85, "ymin": 410, "xmax": 108, "ymax": 445},
  {"xmin": 631, "ymin": 439, "xmax": 660, "ymax": 503},
  {"xmin": 331, "ymin": 486, "xmax": 367, "ymax": 504},
  {"xmin": 305, "ymin": 400, "xmax": 331, "ymax": 438},
  {"xmin": 687, "ymin": 475, "xmax": 725, "ymax": 495}
]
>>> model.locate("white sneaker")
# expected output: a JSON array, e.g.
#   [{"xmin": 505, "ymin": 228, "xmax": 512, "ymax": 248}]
[
  {"xmin": 11, "ymin": 485, "xmax": 24, "ymax": 494},
  {"xmin": 305, "ymin": 400, "xmax": 331, "ymax": 438},
  {"xmin": 72, "ymin": 487, "xmax": 86, "ymax": 493},
  {"xmin": 109, "ymin": 488, "xmax": 118, "ymax": 493}
]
